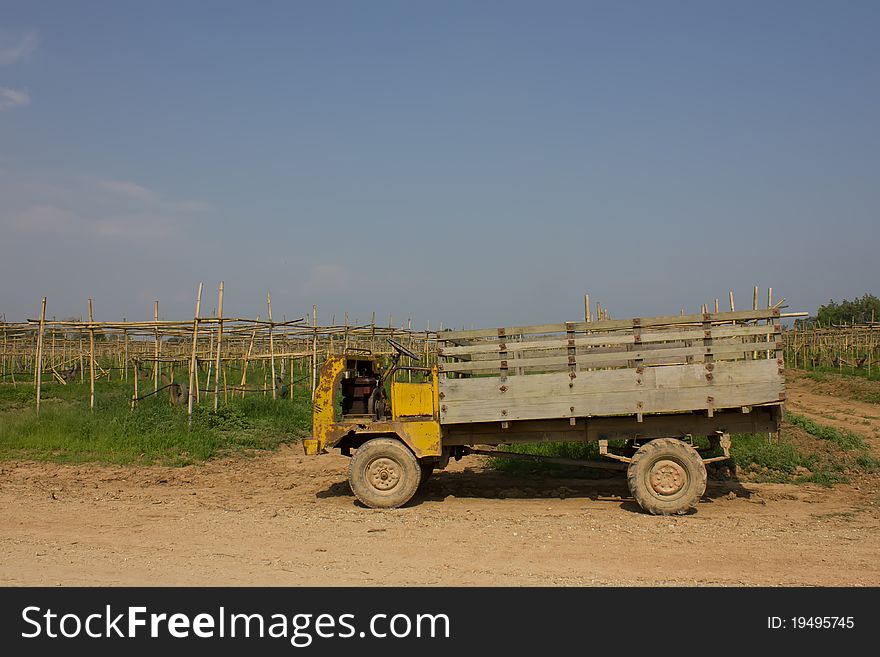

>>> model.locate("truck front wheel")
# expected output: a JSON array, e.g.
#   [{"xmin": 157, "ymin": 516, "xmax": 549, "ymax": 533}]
[
  {"xmin": 627, "ymin": 438, "xmax": 707, "ymax": 515},
  {"xmin": 348, "ymin": 438, "xmax": 421, "ymax": 509}
]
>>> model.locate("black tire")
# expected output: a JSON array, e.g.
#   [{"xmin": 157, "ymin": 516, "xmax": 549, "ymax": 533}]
[
  {"xmin": 348, "ymin": 438, "xmax": 421, "ymax": 508},
  {"xmin": 627, "ymin": 438, "xmax": 707, "ymax": 515},
  {"xmin": 419, "ymin": 461, "xmax": 434, "ymax": 486}
]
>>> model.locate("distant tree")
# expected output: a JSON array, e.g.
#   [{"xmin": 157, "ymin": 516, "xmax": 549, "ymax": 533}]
[{"xmin": 815, "ymin": 294, "xmax": 880, "ymax": 326}]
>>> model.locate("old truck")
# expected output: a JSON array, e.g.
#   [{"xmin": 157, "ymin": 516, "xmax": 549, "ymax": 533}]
[{"xmin": 303, "ymin": 308, "xmax": 788, "ymax": 514}]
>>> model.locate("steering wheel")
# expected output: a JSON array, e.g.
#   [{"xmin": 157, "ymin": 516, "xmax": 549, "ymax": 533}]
[{"xmin": 388, "ymin": 338, "xmax": 420, "ymax": 362}]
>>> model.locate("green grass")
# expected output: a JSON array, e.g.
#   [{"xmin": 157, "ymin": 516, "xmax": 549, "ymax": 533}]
[
  {"xmin": 0, "ymin": 378, "xmax": 312, "ymax": 466},
  {"xmin": 799, "ymin": 365, "xmax": 880, "ymax": 382},
  {"xmin": 728, "ymin": 433, "xmax": 816, "ymax": 480},
  {"xmin": 489, "ymin": 440, "xmax": 615, "ymax": 478},
  {"xmin": 490, "ymin": 419, "xmax": 880, "ymax": 487},
  {"xmin": 786, "ymin": 413, "xmax": 868, "ymax": 451}
]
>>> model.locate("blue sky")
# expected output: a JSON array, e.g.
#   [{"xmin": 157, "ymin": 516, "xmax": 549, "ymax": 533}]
[{"xmin": 1, "ymin": 1, "xmax": 878, "ymax": 327}]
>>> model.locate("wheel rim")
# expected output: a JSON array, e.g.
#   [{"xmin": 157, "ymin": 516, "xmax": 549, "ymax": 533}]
[
  {"xmin": 367, "ymin": 457, "xmax": 402, "ymax": 492},
  {"xmin": 648, "ymin": 459, "xmax": 688, "ymax": 497}
]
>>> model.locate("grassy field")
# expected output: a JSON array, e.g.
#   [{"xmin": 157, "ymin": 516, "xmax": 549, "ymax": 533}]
[
  {"xmin": 0, "ymin": 379, "xmax": 311, "ymax": 465},
  {"xmin": 799, "ymin": 366, "xmax": 880, "ymax": 383}
]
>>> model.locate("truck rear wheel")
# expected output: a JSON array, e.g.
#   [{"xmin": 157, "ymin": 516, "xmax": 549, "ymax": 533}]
[
  {"xmin": 627, "ymin": 438, "xmax": 707, "ymax": 515},
  {"xmin": 348, "ymin": 438, "xmax": 420, "ymax": 509}
]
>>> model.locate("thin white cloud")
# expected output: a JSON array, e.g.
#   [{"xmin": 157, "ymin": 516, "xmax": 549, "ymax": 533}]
[
  {"xmin": 96, "ymin": 178, "xmax": 162, "ymax": 203},
  {"xmin": 92, "ymin": 214, "xmax": 174, "ymax": 239},
  {"xmin": 0, "ymin": 87, "xmax": 30, "ymax": 111},
  {"xmin": 1, "ymin": 169, "xmax": 210, "ymax": 240},
  {"xmin": 0, "ymin": 30, "xmax": 39, "ymax": 66}
]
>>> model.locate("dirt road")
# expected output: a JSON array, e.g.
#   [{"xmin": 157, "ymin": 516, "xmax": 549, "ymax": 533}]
[
  {"xmin": 2, "ymin": 445, "xmax": 878, "ymax": 586},
  {"xmin": 786, "ymin": 370, "xmax": 880, "ymax": 449}
]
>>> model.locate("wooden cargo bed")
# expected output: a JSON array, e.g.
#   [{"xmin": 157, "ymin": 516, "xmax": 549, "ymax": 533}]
[{"xmin": 437, "ymin": 309, "xmax": 784, "ymax": 426}]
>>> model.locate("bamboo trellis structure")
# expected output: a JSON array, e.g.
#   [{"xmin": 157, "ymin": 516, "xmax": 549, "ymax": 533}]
[
  {"xmin": 2, "ymin": 285, "xmax": 808, "ymax": 417},
  {"xmin": 1, "ymin": 284, "xmax": 439, "ymax": 416},
  {"xmin": 783, "ymin": 322, "xmax": 880, "ymax": 376}
]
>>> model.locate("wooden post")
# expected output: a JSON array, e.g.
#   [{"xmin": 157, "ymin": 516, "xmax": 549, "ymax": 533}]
[
  {"xmin": 240, "ymin": 316, "xmax": 258, "ymax": 398},
  {"xmin": 205, "ymin": 327, "xmax": 214, "ymax": 394},
  {"xmin": 213, "ymin": 282, "xmax": 224, "ymax": 412},
  {"xmin": 311, "ymin": 304, "xmax": 318, "ymax": 401},
  {"xmin": 268, "ymin": 290, "xmax": 276, "ymax": 400},
  {"xmin": 132, "ymin": 357, "xmax": 138, "ymax": 410},
  {"xmin": 1, "ymin": 315, "xmax": 6, "ymax": 384},
  {"xmin": 123, "ymin": 324, "xmax": 129, "ymax": 381},
  {"xmin": 187, "ymin": 283, "xmax": 203, "ymax": 422},
  {"xmin": 407, "ymin": 318, "xmax": 413, "ymax": 382},
  {"xmin": 88, "ymin": 299, "xmax": 95, "ymax": 411},
  {"xmin": 35, "ymin": 297, "xmax": 46, "ymax": 415},
  {"xmin": 424, "ymin": 327, "xmax": 430, "ymax": 375},
  {"xmin": 153, "ymin": 301, "xmax": 160, "ymax": 393}
]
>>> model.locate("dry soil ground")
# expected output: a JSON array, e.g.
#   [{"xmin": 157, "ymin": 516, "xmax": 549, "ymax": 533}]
[{"xmin": 1, "ymin": 374, "xmax": 879, "ymax": 587}]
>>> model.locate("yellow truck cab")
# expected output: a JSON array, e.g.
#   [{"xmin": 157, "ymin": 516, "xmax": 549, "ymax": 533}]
[{"xmin": 303, "ymin": 341, "xmax": 446, "ymax": 508}]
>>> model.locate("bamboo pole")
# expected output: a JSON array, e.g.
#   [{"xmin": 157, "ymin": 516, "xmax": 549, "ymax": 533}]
[
  {"xmin": 132, "ymin": 357, "xmax": 138, "ymax": 410},
  {"xmin": 153, "ymin": 301, "xmax": 160, "ymax": 393},
  {"xmin": 289, "ymin": 355, "xmax": 294, "ymax": 400},
  {"xmin": 311, "ymin": 304, "xmax": 317, "ymax": 401},
  {"xmin": 240, "ymin": 316, "xmax": 258, "ymax": 398},
  {"xmin": 2, "ymin": 315, "xmax": 6, "ymax": 383},
  {"xmin": 88, "ymin": 299, "xmax": 95, "ymax": 411},
  {"xmin": 123, "ymin": 324, "xmax": 129, "ymax": 381},
  {"xmin": 35, "ymin": 297, "xmax": 46, "ymax": 415},
  {"xmin": 213, "ymin": 282, "xmax": 224, "ymax": 412},
  {"xmin": 205, "ymin": 327, "xmax": 214, "ymax": 394},
  {"xmin": 268, "ymin": 290, "xmax": 276, "ymax": 400},
  {"xmin": 187, "ymin": 283, "xmax": 203, "ymax": 422}
]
